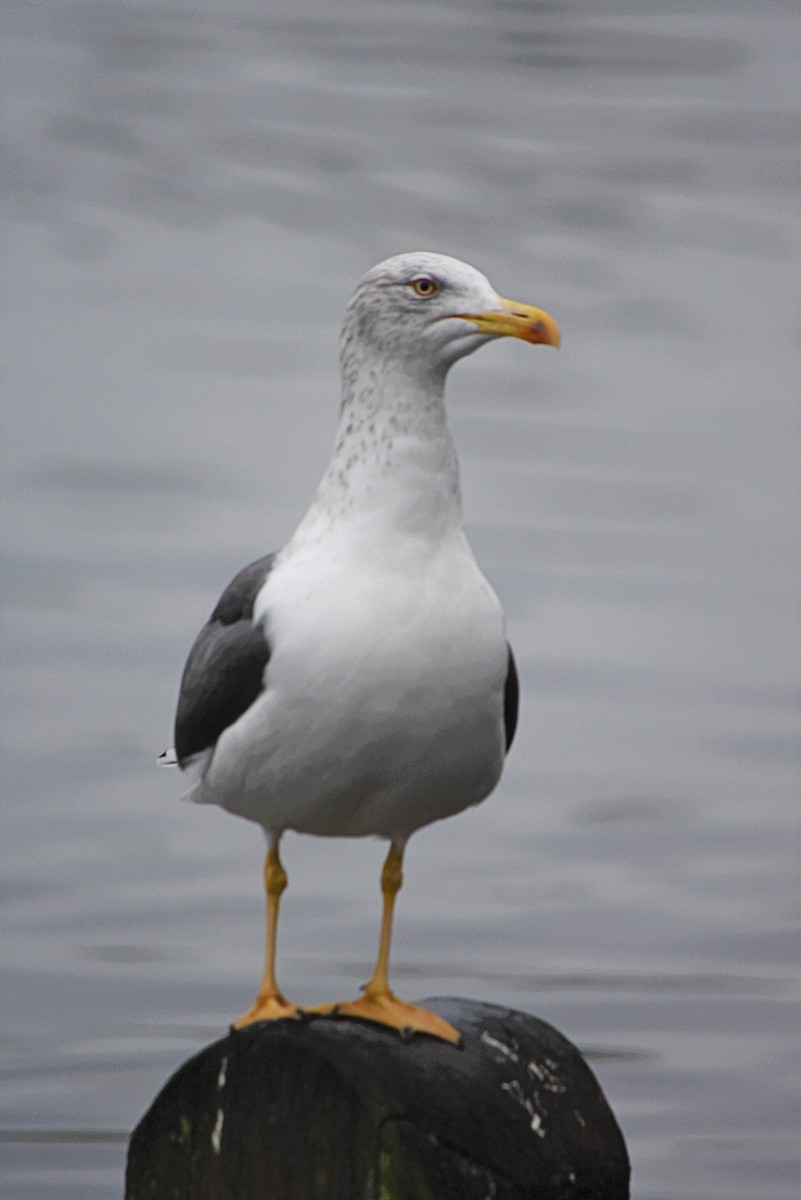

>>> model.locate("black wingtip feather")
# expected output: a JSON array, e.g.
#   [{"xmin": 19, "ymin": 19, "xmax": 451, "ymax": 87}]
[
  {"xmin": 504, "ymin": 644, "xmax": 519, "ymax": 752},
  {"xmin": 174, "ymin": 554, "xmax": 276, "ymax": 765}
]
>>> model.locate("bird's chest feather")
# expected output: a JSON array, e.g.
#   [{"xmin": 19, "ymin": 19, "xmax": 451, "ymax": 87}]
[
  {"xmin": 201, "ymin": 531, "xmax": 511, "ymax": 835},
  {"xmin": 258, "ymin": 536, "xmax": 506, "ymax": 720}
]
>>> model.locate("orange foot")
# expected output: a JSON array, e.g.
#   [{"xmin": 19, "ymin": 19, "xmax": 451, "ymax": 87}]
[
  {"xmin": 309, "ymin": 990, "xmax": 460, "ymax": 1045},
  {"xmin": 232, "ymin": 991, "xmax": 301, "ymax": 1030}
]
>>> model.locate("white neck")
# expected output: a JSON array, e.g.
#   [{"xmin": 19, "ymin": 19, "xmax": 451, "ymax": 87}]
[{"xmin": 296, "ymin": 357, "xmax": 463, "ymax": 546}]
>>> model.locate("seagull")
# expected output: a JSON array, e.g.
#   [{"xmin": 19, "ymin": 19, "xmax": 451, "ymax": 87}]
[{"xmin": 162, "ymin": 252, "xmax": 559, "ymax": 1044}]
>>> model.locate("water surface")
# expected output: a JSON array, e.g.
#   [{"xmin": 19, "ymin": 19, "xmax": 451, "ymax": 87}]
[{"xmin": 1, "ymin": 1, "xmax": 798, "ymax": 1196}]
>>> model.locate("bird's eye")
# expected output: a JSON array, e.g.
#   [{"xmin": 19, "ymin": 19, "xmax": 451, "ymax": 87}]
[{"xmin": 410, "ymin": 276, "xmax": 439, "ymax": 298}]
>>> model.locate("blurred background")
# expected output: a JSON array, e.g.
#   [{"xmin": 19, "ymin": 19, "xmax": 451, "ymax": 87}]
[{"xmin": 1, "ymin": 1, "xmax": 798, "ymax": 1197}]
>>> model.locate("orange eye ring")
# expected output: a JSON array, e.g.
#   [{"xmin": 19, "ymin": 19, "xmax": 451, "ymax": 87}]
[{"xmin": 410, "ymin": 276, "xmax": 438, "ymax": 298}]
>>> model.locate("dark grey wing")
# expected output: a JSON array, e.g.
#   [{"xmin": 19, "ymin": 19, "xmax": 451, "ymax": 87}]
[
  {"xmin": 174, "ymin": 554, "xmax": 276, "ymax": 766},
  {"xmin": 504, "ymin": 643, "xmax": 519, "ymax": 752}
]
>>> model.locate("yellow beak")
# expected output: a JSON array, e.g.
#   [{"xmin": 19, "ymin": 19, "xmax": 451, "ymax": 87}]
[{"xmin": 458, "ymin": 296, "xmax": 561, "ymax": 348}]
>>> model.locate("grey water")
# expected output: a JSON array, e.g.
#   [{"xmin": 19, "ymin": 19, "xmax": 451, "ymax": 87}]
[{"xmin": 1, "ymin": 1, "xmax": 798, "ymax": 1196}]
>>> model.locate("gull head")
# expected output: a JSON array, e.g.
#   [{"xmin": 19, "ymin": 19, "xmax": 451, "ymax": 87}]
[{"xmin": 340, "ymin": 251, "xmax": 559, "ymax": 384}]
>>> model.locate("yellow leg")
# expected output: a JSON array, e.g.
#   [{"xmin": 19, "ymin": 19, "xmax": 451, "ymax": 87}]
[
  {"xmin": 233, "ymin": 840, "xmax": 299, "ymax": 1028},
  {"xmin": 313, "ymin": 841, "xmax": 460, "ymax": 1045}
]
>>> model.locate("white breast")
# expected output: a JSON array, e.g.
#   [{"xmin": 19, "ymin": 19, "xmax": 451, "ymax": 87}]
[{"xmin": 200, "ymin": 526, "xmax": 509, "ymax": 839}]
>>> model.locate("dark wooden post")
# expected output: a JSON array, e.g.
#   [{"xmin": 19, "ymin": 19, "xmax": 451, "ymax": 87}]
[{"xmin": 126, "ymin": 997, "xmax": 629, "ymax": 1199}]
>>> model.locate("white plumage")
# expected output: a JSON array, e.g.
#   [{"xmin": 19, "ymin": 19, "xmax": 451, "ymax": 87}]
[{"xmin": 208, "ymin": 527, "xmax": 507, "ymax": 838}]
